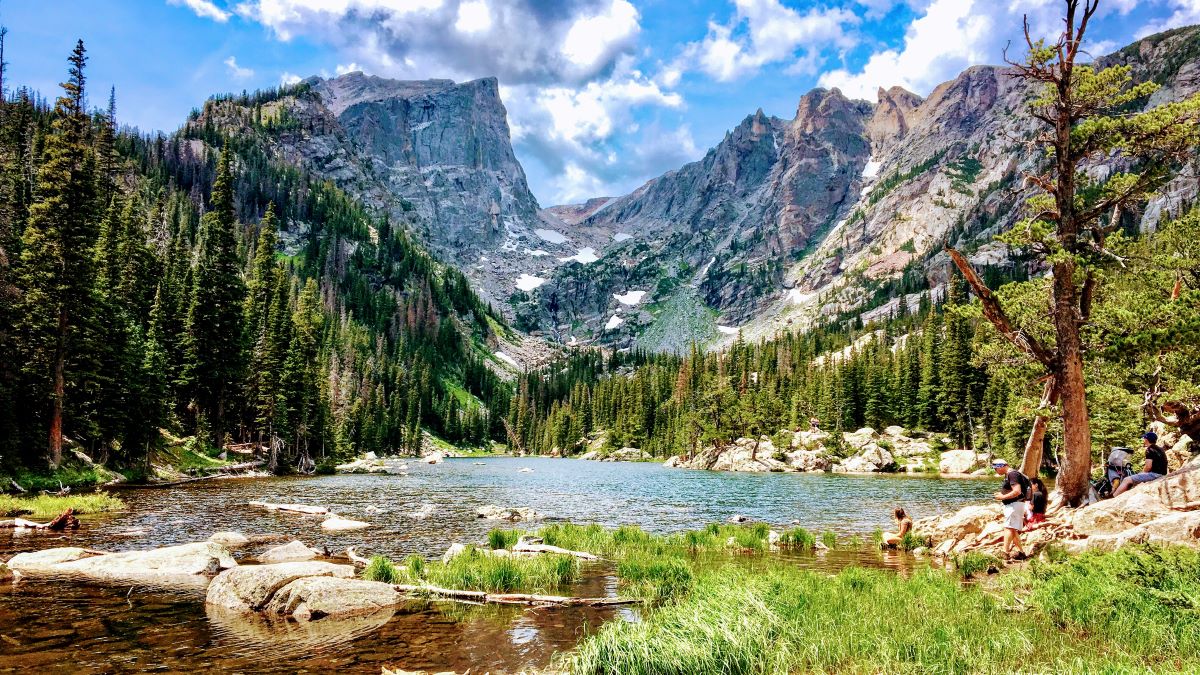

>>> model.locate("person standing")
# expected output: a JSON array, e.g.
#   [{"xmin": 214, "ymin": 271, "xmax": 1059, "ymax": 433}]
[
  {"xmin": 992, "ymin": 460, "xmax": 1030, "ymax": 560},
  {"xmin": 1112, "ymin": 432, "xmax": 1169, "ymax": 497}
]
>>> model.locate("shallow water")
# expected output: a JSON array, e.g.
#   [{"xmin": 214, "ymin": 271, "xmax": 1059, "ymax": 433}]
[{"xmin": 0, "ymin": 458, "xmax": 996, "ymax": 673}]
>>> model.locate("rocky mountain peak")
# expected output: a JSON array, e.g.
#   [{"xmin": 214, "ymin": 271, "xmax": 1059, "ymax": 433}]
[{"xmin": 866, "ymin": 85, "xmax": 923, "ymax": 148}]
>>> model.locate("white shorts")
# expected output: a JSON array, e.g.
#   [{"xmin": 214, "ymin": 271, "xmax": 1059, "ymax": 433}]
[{"xmin": 1003, "ymin": 501, "xmax": 1026, "ymax": 531}]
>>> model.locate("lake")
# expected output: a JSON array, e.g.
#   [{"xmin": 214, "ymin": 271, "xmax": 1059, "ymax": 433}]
[{"xmin": 0, "ymin": 457, "xmax": 997, "ymax": 673}]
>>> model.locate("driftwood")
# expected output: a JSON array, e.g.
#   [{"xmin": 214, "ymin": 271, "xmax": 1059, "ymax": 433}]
[
  {"xmin": 392, "ymin": 583, "xmax": 641, "ymax": 607},
  {"xmin": 126, "ymin": 460, "xmax": 268, "ymax": 489},
  {"xmin": 0, "ymin": 508, "xmax": 79, "ymax": 530},
  {"xmin": 9, "ymin": 479, "xmax": 26, "ymax": 494},
  {"xmin": 248, "ymin": 501, "xmax": 328, "ymax": 515},
  {"xmin": 512, "ymin": 536, "xmax": 598, "ymax": 561}
]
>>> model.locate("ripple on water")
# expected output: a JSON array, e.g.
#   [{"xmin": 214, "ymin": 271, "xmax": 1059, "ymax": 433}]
[{"xmin": 0, "ymin": 457, "xmax": 996, "ymax": 673}]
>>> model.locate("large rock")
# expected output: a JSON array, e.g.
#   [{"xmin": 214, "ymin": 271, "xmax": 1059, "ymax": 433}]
[
  {"xmin": 843, "ymin": 427, "xmax": 879, "ymax": 450},
  {"xmin": 263, "ymin": 576, "xmax": 401, "ymax": 620},
  {"xmin": 257, "ymin": 540, "xmax": 321, "ymax": 564},
  {"xmin": 834, "ymin": 444, "xmax": 896, "ymax": 473},
  {"xmin": 1167, "ymin": 435, "xmax": 1196, "ymax": 472},
  {"xmin": 785, "ymin": 449, "xmax": 830, "ymax": 472},
  {"xmin": 9, "ymin": 543, "xmax": 235, "ymax": 583},
  {"xmin": 939, "ymin": 450, "xmax": 989, "ymax": 475},
  {"xmin": 915, "ymin": 504, "xmax": 1002, "ymax": 543},
  {"xmin": 209, "ymin": 531, "xmax": 251, "ymax": 548},
  {"xmin": 52, "ymin": 542, "xmax": 237, "ymax": 580},
  {"xmin": 206, "ymin": 561, "xmax": 357, "ymax": 611},
  {"xmin": 5, "ymin": 547, "xmax": 93, "ymax": 571},
  {"xmin": 665, "ymin": 437, "xmax": 794, "ymax": 473},
  {"xmin": 1071, "ymin": 466, "xmax": 1200, "ymax": 536}
]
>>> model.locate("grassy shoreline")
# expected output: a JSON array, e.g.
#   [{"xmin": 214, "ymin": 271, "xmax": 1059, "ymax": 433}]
[
  {"xmin": 0, "ymin": 492, "xmax": 126, "ymax": 518},
  {"xmin": 366, "ymin": 521, "xmax": 1200, "ymax": 674}
]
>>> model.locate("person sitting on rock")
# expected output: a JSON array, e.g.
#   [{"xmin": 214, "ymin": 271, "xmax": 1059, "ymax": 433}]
[
  {"xmin": 992, "ymin": 459, "xmax": 1029, "ymax": 560},
  {"xmin": 881, "ymin": 507, "xmax": 912, "ymax": 548},
  {"xmin": 1026, "ymin": 477, "xmax": 1048, "ymax": 529},
  {"xmin": 1112, "ymin": 432, "xmax": 1169, "ymax": 497}
]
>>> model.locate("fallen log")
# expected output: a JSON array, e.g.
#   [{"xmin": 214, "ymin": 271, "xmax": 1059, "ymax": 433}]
[
  {"xmin": 127, "ymin": 461, "xmax": 270, "ymax": 489},
  {"xmin": 248, "ymin": 501, "xmax": 329, "ymax": 515},
  {"xmin": 0, "ymin": 508, "xmax": 79, "ymax": 530},
  {"xmin": 9, "ymin": 479, "xmax": 26, "ymax": 494},
  {"xmin": 345, "ymin": 546, "xmax": 371, "ymax": 566},
  {"xmin": 511, "ymin": 535, "xmax": 595, "ymax": 557},
  {"xmin": 391, "ymin": 583, "xmax": 641, "ymax": 607}
]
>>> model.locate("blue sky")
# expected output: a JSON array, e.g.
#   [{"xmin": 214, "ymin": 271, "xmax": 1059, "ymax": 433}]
[{"xmin": 4, "ymin": 1, "xmax": 1198, "ymax": 205}]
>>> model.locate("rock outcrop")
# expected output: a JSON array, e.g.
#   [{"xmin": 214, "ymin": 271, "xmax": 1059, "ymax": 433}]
[
  {"xmin": 257, "ymin": 540, "xmax": 322, "ymax": 564},
  {"xmin": 9, "ymin": 543, "xmax": 236, "ymax": 584},
  {"xmin": 206, "ymin": 561, "xmax": 358, "ymax": 611}
]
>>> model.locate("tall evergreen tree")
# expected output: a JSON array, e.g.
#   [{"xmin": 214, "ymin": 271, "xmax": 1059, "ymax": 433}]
[{"xmin": 182, "ymin": 150, "xmax": 245, "ymax": 448}]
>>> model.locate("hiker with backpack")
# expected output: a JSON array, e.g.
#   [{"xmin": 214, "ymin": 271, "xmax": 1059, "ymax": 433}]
[
  {"xmin": 1112, "ymin": 432, "xmax": 1169, "ymax": 497},
  {"xmin": 992, "ymin": 459, "xmax": 1030, "ymax": 560}
]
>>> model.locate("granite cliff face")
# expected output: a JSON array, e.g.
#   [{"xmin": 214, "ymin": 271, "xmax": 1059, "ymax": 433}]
[
  {"xmin": 192, "ymin": 72, "xmax": 614, "ymax": 312},
  {"xmin": 522, "ymin": 26, "xmax": 1200, "ymax": 349}
]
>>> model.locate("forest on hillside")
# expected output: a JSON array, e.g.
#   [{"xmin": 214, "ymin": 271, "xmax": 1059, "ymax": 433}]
[{"xmin": 0, "ymin": 36, "xmax": 513, "ymax": 479}]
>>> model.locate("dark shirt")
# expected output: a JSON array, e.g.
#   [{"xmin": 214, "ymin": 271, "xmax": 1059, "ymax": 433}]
[
  {"xmin": 1001, "ymin": 470, "xmax": 1031, "ymax": 505},
  {"xmin": 1146, "ymin": 445, "xmax": 1168, "ymax": 475},
  {"xmin": 1031, "ymin": 488, "xmax": 1047, "ymax": 515}
]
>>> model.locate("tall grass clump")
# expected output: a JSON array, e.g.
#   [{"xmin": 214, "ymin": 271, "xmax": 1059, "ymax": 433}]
[
  {"xmin": 779, "ymin": 527, "xmax": 816, "ymax": 551},
  {"xmin": 0, "ymin": 492, "xmax": 125, "ymax": 518},
  {"xmin": 616, "ymin": 554, "xmax": 695, "ymax": 601},
  {"xmin": 488, "ymin": 528, "xmax": 521, "ymax": 550},
  {"xmin": 899, "ymin": 531, "xmax": 930, "ymax": 551},
  {"xmin": 953, "ymin": 551, "xmax": 1002, "ymax": 579},
  {"xmin": 362, "ymin": 555, "xmax": 403, "ymax": 584},
  {"xmin": 428, "ymin": 547, "xmax": 579, "ymax": 593},
  {"xmin": 820, "ymin": 530, "xmax": 838, "ymax": 549}
]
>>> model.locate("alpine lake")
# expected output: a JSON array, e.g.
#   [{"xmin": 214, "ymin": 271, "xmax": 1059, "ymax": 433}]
[{"xmin": 0, "ymin": 457, "xmax": 995, "ymax": 673}]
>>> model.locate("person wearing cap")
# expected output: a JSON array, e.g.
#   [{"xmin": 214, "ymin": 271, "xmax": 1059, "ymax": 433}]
[
  {"xmin": 992, "ymin": 459, "xmax": 1030, "ymax": 560},
  {"xmin": 1112, "ymin": 432, "xmax": 1169, "ymax": 497}
]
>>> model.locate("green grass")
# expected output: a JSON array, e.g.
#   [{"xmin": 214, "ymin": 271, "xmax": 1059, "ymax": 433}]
[
  {"xmin": 488, "ymin": 528, "xmax": 521, "ymax": 550},
  {"xmin": 3, "ymin": 464, "xmax": 121, "ymax": 493},
  {"xmin": 616, "ymin": 554, "xmax": 695, "ymax": 601},
  {"xmin": 362, "ymin": 546, "xmax": 579, "ymax": 594},
  {"xmin": 779, "ymin": 527, "xmax": 816, "ymax": 550},
  {"xmin": 953, "ymin": 551, "xmax": 1002, "ymax": 579},
  {"xmin": 566, "ymin": 544, "xmax": 1200, "ymax": 674},
  {"xmin": 0, "ymin": 492, "xmax": 126, "ymax": 518}
]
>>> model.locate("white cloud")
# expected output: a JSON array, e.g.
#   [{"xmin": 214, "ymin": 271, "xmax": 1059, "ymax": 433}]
[
  {"xmin": 1138, "ymin": 0, "xmax": 1200, "ymax": 37},
  {"xmin": 232, "ymin": 0, "xmax": 683, "ymax": 203},
  {"xmin": 561, "ymin": 0, "xmax": 640, "ymax": 69},
  {"xmin": 280, "ymin": 71, "xmax": 302, "ymax": 85},
  {"xmin": 335, "ymin": 62, "xmax": 361, "ymax": 76},
  {"xmin": 678, "ymin": 0, "xmax": 859, "ymax": 82},
  {"xmin": 169, "ymin": 0, "xmax": 231, "ymax": 22},
  {"xmin": 455, "ymin": 0, "xmax": 492, "ymax": 33},
  {"xmin": 819, "ymin": 0, "xmax": 1079, "ymax": 100},
  {"xmin": 224, "ymin": 56, "xmax": 255, "ymax": 80}
]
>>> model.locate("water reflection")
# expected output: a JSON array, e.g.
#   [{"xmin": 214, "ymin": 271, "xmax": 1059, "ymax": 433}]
[{"xmin": 0, "ymin": 458, "xmax": 993, "ymax": 672}]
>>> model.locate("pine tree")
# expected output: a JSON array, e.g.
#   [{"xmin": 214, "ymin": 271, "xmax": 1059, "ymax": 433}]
[
  {"xmin": 182, "ymin": 150, "xmax": 245, "ymax": 449},
  {"xmin": 18, "ymin": 40, "xmax": 98, "ymax": 465}
]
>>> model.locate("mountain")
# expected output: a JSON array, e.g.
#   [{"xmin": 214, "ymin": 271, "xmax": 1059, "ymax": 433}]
[
  {"xmin": 519, "ymin": 25, "xmax": 1200, "ymax": 350},
  {"xmin": 196, "ymin": 71, "xmax": 619, "ymax": 320}
]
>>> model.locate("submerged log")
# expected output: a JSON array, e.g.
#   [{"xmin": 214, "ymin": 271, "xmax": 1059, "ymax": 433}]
[
  {"xmin": 248, "ymin": 501, "xmax": 329, "ymax": 515},
  {"xmin": 391, "ymin": 583, "xmax": 641, "ymax": 607},
  {"xmin": 512, "ymin": 536, "xmax": 598, "ymax": 560},
  {"xmin": 0, "ymin": 508, "xmax": 79, "ymax": 530}
]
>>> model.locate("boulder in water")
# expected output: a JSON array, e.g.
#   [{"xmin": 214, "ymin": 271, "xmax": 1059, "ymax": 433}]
[
  {"xmin": 257, "ymin": 540, "xmax": 321, "ymax": 564},
  {"xmin": 475, "ymin": 505, "xmax": 543, "ymax": 521},
  {"xmin": 263, "ymin": 576, "xmax": 401, "ymax": 620},
  {"xmin": 5, "ymin": 547, "xmax": 94, "ymax": 571},
  {"xmin": 206, "ymin": 561, "xmax": 357, "ymax": 611},
  {"xmin": 321, "ymin": 514, "xmax": 370, "ymax": 531},
  {"xmin": 209, "ymin": 531, "xmax": 251, "ymax": 548}
]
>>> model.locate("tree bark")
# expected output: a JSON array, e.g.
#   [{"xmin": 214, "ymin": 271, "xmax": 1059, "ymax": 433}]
[
  {"xmin": 1052, "ymin": 261, "xmax": 1093, "ymax": 505},
  {"xmin": 48, "ymin": 309, "xmax": 68, "ymax": 466},
  {"xmin": 1021, "ymin": 377, "xmax": 1060, "ymax": 478}
]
